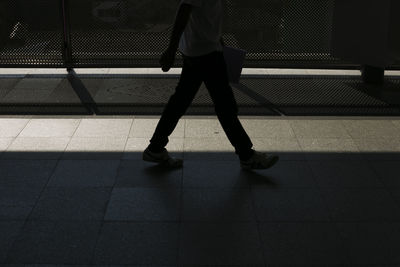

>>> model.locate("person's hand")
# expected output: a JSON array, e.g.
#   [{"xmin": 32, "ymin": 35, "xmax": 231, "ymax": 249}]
[{"xmin": 159, "ymin": 47, "xmax": 177, "ymax": 72}]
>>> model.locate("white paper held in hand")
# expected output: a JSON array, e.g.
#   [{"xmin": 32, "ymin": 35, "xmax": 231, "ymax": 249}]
[{"xmin": 222, "ymin": 46, "xmax": 247, "ymax": 84}]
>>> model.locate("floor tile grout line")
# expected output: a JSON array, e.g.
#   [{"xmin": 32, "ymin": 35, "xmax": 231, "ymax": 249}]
[
  {"xmin": 60, "ymin": 118, "xmax": 83, "ymax": 160},
  {"xmin": 13, "ymin": 117, "xmax": 31, "ymax": 139},
  {"xmin": 304, "ymin": 152, "xmax": 354, "ymax": 264},
  {"xmin": 392, "ymin": 120, "xmax": 400, "ymax": 131},
  {"xmin": 291, "ymin": 122, "xmax": 357, "ymax": 264},
  {"xmin": 59, "ymin": 119, "xmax": 82, "ymax": 160},
  {"xmin": 3, "ymin": 118, "xmax": 118, "ymax": 264},
  {"xmin": 4, "ymin": 218, "xmax": 400, "ymax": 223},
  {"xmin": 121, "ymin": 117, "xmax": 135, "ymax": 160},
  {"xmin": 301, "ymin": 160, "xmax": 392, "ymax": 189},
  {"xmin": 126, "ymin": 116, "xmax": 136, "ymax": 141},
  {"xmin": 287, "ymin": 119, "xmax": 307, "ymax": 159},
  {"xmin": 0, "ymin": 76, "xmax": 24, "ymax": 101},
  {"xmin": 176, "ymin": 133, "xmax": 185, "ymax": 265},
  {"xmin": 0, "ymin": 137, "xmax": 15, "ymax": 160},
  {"xmin": 3, "ymin": 184, "xmax": 393, "ymax": 189},
  {"xmin": 304, "ymin": 161, "xmax": 334, "ymax": 223},
  {"xmin": 366, "ymin": 159, "xmax": 400, "ymax": 214},
  {"xmin": 1, "ymin": 118, "xmax": 398, "ymax": 266},
  {"xmin": 89, "ymin": 153, "xmax": 124, "ymax": 264},
  {"xmin": 3, "ymin": 153, "xmax": 63, "ymax": 263},
  {"xmin": 248, "ymin": 172, "xmax": 269, "ymax": 267},
  {"xmin": 2, "ymin": 118, "xmax": 32, "ymax": 158},
  {"xmin": 182, "ymin": 118, "xmax": 186, "ymax": 161},
  {"xmin": 343, "ymin": 119, "xmax": 400, "ymax": 140}
]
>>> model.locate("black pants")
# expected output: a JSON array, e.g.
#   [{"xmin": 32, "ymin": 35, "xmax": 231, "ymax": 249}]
[{"xmin": 150, "ymin": 50, "xmax": 253, "ymax": 158}]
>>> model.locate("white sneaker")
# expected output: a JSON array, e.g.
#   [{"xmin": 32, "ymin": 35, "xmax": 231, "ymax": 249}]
[
  {"xmin": 240, "ymin": 151, "xmax": 279, "ymax": 170},
  {"xmin": 143, "ymin": 147, "xmax": 183, "ymax": 168}
]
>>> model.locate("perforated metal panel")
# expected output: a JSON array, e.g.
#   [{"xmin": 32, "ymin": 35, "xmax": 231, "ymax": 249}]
[
  {"xmin": 0, "ymin": 0, "xmax": 64, "ymax": 66},
  {"xmin": 227, "ymin": 0, "xmax": 337, "ymax": 66},
  {"xmin": 1, "ymin": 74, "xmax": 399, "ymax": 115},
  {"xmin": 66, "ymin": 0, "xmax": 343, "ymax": 67},
  {"xmin": 66, "ymin": 0, "xmax": 175, "ymax": 66},
  {"xmin": 0, "ymin": 0, "xmax": 399, "ymax": 68}
]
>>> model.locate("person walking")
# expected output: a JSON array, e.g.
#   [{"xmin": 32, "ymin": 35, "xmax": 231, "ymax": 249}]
[{"xmin": 143, "ymin": 0, "xmax": 279, "ymax": 170}]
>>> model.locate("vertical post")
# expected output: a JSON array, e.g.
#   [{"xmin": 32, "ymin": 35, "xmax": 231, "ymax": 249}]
[
  {"xmin": 61, "ymin": 0, "xmax": 73, "ymax": 71},
  {"xmin": 361, "ymin": 65, "xmax": 385, "ymax": 84}
]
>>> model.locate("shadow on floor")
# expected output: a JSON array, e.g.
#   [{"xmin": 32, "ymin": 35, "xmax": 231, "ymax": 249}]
[
  {"xmin": 1, "ymin": 73, "xmax": 400, "ymax": 116},
  {"xmin": 1, "ymin": 151, "xmax": 400, "ymax": 266}
]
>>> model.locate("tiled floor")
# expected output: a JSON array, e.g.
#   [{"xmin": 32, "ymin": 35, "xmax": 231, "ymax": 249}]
[{"xmin": 0, "ymin": 116, "xmax": 400, "ymax": 266}]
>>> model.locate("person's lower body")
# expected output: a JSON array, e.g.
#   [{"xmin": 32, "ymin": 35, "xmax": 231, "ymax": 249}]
[{"xmin": 147, "ymin": 50, "xmax": 255, "ymax": 161}]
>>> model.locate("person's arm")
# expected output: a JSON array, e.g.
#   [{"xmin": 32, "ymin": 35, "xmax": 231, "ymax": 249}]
[
  {"xmin": 160, "ymin": 3, "xmax": 193, "ymax": 72},
  {"xmin": 167, "ymin": 3, "xmax": 192, "ymax": 51}
]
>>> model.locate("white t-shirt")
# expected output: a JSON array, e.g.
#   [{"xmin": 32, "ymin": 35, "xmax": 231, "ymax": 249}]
[{"xmin": 178, "ymin": 0, "xmax": 223, "ymax": 57}]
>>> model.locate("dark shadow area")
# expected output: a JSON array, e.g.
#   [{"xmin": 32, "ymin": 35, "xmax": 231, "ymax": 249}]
[
  {"xmin": 2, "ymin": 0, "xmax": 400, "ymax": 71},
  {"xmin": 0, "ymin": 72, "xmax": 278, "ymax": 115},
  {"xmin": 240, "ymin": 74, "xmax": 400, "ymax": 116},
  {"xmin": 66, "ymin": 70, "xmax": 97, "ymax": 114},
  {"xmin": 1, "ymin": 151, "xmax": 400, "ymax": 265},
  {"xmin": 1, "ymin": 73, "xmax": 400, "ymax": 116},
  {"xmin": 346, "ymin": 79, "xmax": 400, "ymax": 105}
]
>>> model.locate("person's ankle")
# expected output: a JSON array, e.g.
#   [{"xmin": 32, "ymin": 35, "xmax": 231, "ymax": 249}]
[
  {"xmin": 148, "ymin": 144, "xmax": 165, "ymax": 153},
  {"xmin": 239, "ymin": 149, "xmax": 255, "ymax": 161}
]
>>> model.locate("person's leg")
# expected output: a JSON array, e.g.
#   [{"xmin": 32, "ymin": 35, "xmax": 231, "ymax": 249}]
[
  {"xmin": 201, "ymin": 51, "xmax": 254, "ymax": 160},
  {"xmin": 149, "ymin": 55, "xmax": 203, "ymax": 152}
]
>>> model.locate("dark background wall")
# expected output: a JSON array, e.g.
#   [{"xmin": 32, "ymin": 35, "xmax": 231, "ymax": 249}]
[{"xmin": 0, "ymin": 0, "xmax": 398, "ymax": 68}]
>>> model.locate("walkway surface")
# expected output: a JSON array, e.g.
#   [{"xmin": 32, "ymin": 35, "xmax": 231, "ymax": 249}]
[
  {"xmin": 1, "ymin": 68, "xmax": 400, "ymax": 116},
  {"xmin": 1, "ymin": 115, "xmax": 400, "ymax": 266}
]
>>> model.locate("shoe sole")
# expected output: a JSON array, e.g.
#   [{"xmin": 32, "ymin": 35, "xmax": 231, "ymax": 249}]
[
  {"xmin": 143, "ymin": 150, "xmax": 183, "ymax": 168},
  {"xmin": 143, "ymin": 150, "xmax": 164, "ymax": 163}
]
